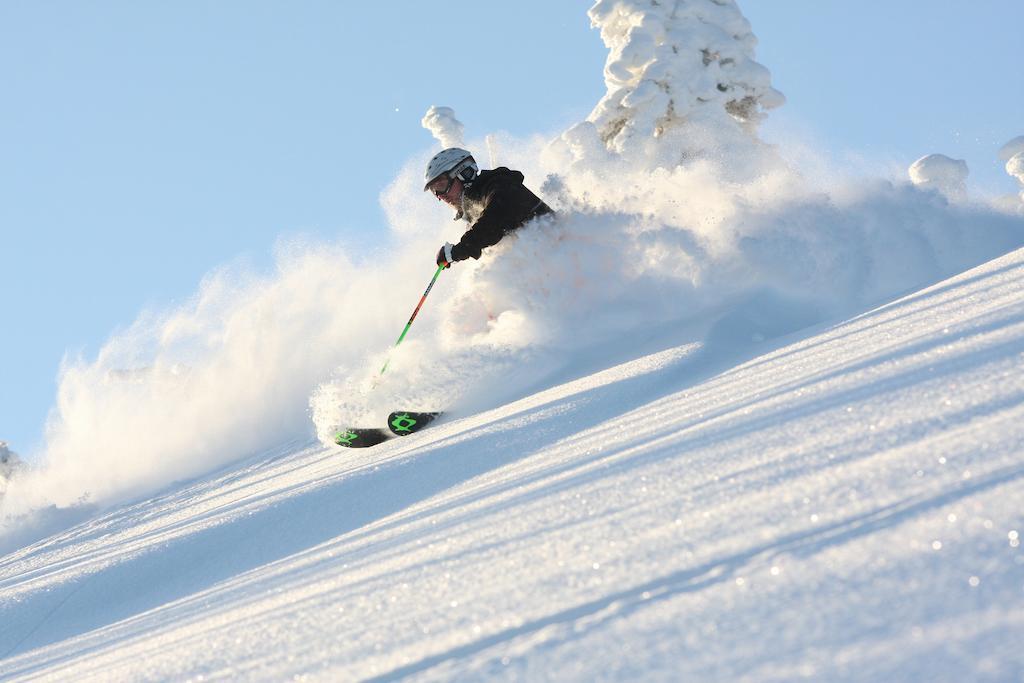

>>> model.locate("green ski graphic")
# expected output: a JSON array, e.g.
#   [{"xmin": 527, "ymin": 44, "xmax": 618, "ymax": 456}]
[
  {"xmin": 390, "ymin": 413, "xmax": 418, "ymax": 433},
  {"xmin": 387, "ymin": 411, "xmax": 441, "ymax": 436},
  {"xmin": 334, "ymin": 427, "xmax": 393, "ymax": 448},
  {"xmin": 334, "ymin": 430, "xmax": 359, "ymax": 446},
  {"xmin": 334, "ymin": 412, "xmax": 441, "ymax": 449}
]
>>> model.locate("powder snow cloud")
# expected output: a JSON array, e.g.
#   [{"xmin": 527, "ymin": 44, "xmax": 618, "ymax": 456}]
[{"xmin": 4, "ymin": 1, "xmax": 1023, "ymax": 543}]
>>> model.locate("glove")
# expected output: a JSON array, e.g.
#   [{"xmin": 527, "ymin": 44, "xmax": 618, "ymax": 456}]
[{"xmin": 436, "ymin": 242, "xmax": 455, "ymax": 268}]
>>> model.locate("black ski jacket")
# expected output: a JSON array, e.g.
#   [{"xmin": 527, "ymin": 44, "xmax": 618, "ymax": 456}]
[{"xmin": 450, "ymin": 167, "xmax": 553, "ymax": 262}]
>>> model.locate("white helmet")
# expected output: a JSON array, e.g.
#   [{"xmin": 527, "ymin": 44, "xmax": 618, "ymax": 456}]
[{"xmin": 424, "ymin": 147, "xmax": 479, "ymax": 191}]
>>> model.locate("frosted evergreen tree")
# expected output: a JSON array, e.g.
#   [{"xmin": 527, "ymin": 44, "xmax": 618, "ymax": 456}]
[{"xmin": 556, "ymin": 0, "xmax": 784, "ymax": 169}]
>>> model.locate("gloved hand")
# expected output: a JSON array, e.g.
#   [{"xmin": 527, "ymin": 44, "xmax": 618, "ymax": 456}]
[{"xmin": 436, "ymin": 242, "xmax": 455, "ymax": 269}]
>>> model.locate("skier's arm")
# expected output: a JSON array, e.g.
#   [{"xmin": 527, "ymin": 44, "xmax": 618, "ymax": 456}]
[{"xmin": 450, "ymin": 188, "xmax": 515, "ymax": 261}]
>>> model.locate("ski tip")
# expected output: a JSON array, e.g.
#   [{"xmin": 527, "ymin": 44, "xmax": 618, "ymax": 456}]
[{"xmin": 387, "ymin": 411, "xmax": 442, "ymax": 436}]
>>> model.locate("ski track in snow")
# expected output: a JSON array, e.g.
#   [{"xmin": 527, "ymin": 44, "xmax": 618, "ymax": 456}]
[{"xmin": 2, "ymin": 247, "xmax": 1023, "ymax": 681}]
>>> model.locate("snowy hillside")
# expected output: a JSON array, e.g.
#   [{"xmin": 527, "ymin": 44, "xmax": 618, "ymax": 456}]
[
  {"xmin": 4, "ymin": 0, "xmax": 1024, "ymax": 679},
  {"xmin": 3, "ymin": 243, "xmax": 1024, "ymax": 681}
]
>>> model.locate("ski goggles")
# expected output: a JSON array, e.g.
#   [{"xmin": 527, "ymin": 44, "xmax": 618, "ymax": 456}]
[{"xmin": 428, "ymin": 173, "xmax": 457, "ymax": 198}]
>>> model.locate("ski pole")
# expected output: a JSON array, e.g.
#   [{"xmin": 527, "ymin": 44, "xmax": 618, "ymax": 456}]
[{"xmin": 379, "ymin": 264, "xmax": 445, "ymax": 376}]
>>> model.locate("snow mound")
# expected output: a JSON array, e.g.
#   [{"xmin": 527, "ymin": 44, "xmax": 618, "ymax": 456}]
[
  {"xmin": 998, "ymin": 135, "xmax": 1024, "ymax": 162},
  {"xmin": 421, "ymin": 106, "xmax": 465, "ymax": 149},
  {"xmin": 996, "ymin": 136, "xmax": 1024, "ymax": 210},
  {"xmin": 1007, "ymin": 153, "xmax": 1024, "ymax": 180},
  {"xmin": 908, "ymin": 154, "xmax": 969, "ymax": 201}
]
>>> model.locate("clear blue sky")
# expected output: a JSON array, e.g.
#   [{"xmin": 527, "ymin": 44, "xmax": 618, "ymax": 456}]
[{"xmin": 2, "ymin": 1, "xmax": 1022, "ymax": 455}]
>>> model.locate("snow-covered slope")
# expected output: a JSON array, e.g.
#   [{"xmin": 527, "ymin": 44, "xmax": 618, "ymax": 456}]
[
  {"xmin": 4, "ymin": 1, "xmax": 1024, "ymax": 679},
  {"xmin": 3, "ymin": 244, "xmax": 1023, "ymax": 681}
]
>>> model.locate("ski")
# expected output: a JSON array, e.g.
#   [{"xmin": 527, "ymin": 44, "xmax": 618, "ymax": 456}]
[
  {"xmin": 387, "ymin": 411, "xmax": 441, "ymax": 436},
  {"xmin": 334, "ymin": 428, "xmax": 393, "ymax": 448},
  {"xmin": 334, "ymin": 412, "xmax": 442, "ymax": 448}
]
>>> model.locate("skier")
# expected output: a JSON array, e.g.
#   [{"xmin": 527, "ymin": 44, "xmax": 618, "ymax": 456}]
[
  {"xmin": 424, "ymin": 148, "xmax": 553, "ymax": 268},
  {"xmin": 333, "ymin": 150, "xmax": 552, "ymax": 449}
]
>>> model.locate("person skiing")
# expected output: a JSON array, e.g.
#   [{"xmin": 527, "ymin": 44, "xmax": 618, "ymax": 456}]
[
  {"xmin": 424, "ymin": 148, "xmax": 553, "ymax": 268},
  {"xmin": 331, "ymin": 150, "xmax": 552, "ymax": 448}
]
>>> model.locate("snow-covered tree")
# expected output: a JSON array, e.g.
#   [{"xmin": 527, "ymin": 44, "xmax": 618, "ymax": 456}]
[{"xmin": 568, "ymin": 0, "xmax": 784, "ymax": 166}]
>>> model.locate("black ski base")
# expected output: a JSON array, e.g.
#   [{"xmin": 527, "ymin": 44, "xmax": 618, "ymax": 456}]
[
  {"xmin": 334, "ymin": 411, "xmax": 442, "ymax": 448},
  {"xmin": 333, "ymin": 428, "xmax": 392, "ymax": 449}
]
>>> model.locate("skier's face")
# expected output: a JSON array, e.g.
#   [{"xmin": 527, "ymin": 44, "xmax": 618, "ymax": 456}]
[{"xmin": 429, "ymin": 174, "xmax": 463, "ymax": 207}]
